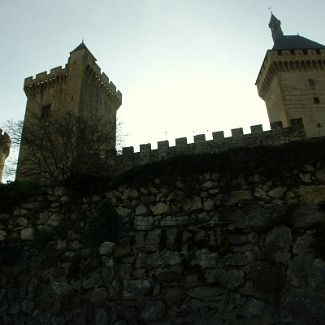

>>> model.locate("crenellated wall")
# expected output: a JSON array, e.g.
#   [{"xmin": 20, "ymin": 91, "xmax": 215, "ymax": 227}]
[
  {"xmin": 23, "ymin": 64, "xmax": 122, "ymax": 104},
  {"xmin": 256, "ymin": 48, "xmax": 325, "ymax": 97},
  {"xmin": 117, "ymin": 118, "xmax": 306, "ymax": 174}
]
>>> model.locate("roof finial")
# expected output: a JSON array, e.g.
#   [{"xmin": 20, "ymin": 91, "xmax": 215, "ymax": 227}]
[{"xmin": 269, "ymin": 12, "xmax": 284, "ymax": 43}]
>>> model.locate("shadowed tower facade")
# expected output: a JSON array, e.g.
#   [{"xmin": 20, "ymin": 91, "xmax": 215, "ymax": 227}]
[
  {"xmin": 16, "ymin": 42, "xmax": 122, "ymax": 180},
  {"xmin": 256, "ymin": 14, "xmax": 325, "ymax": 138}
]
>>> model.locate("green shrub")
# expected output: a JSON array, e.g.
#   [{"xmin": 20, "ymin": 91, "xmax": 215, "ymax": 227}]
[
  {"xmin": 0, "ymin": 181, "xmax": 42, "ymax": 212},
  {"xmin": 33, "ymin": 227, "xmax": 56, "ymax": 249},
  {"xmin": 311, "ymin": 228, "xmax": 325, "ymax": 260},
  {"xmin": 0, "ymin": 240, "xmax": 22, "ymax": 265},
  {"xmin": 64, "ymin": 173, "xmax": 111, "ymax": 197},
  {"xmin": 114, "ymin": 138, "xmax": 325, "ymax": 186},
  {"xmin": 83, "ymin": 199, "xmax": 122, "ymax": 247}
]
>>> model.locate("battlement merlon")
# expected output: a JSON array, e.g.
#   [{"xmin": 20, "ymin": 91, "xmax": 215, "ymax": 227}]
[
  {"xmin": 117, "ymin": 118, "xmax": 306, "ymax": 173},
  {"xmin": 24, "ymin": 66, "xmax": 67, "ymax": 87},
  {"xmin": 23, "ymin": 65, "xmax": 122, "ymax": 102}
]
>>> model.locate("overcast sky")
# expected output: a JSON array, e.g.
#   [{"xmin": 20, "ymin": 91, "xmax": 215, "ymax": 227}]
[{"xmin": 1, "ymin": 0, "xmax": 325, "ymax": 151}]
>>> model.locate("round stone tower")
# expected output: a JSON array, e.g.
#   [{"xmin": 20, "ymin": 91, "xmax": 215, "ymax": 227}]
[{"xmin": 0, "ymin": 129, "xmax": 10, "ymax": 183}]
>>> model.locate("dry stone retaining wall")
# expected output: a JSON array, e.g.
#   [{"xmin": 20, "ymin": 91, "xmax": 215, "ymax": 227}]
[{"xmin": 1, "ymin": 159, "xmax": 325, "ymax": 324}]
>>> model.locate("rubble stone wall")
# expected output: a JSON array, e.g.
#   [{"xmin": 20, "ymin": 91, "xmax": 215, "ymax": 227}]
[{"xmin": 1, "ymin": 150, "xmax": 325, "ymax": 324}]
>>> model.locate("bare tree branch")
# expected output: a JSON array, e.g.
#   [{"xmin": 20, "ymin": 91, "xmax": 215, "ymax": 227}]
[{"xmin": 6, "ymin": 111, "xmax": 124, "ymax": 183}]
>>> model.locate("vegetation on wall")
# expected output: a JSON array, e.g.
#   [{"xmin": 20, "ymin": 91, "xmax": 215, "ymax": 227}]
[
  {"xmin": 83, "ymin": 199, "xmax": 123, "ymax": 247},
  {"xmin": 114, "ymin": 138, "xmax": 325, "ymax": 186},
  {"xmin": 311, "ymin": 228, "xmax": 325, "ymax": 260},
  {"xmin": 0, "ymin": 181, "xmax": 42, "ymax": 213},
  {"xmin": 6, "ymin": 111, "xmax": 118, "ymax": 183}
]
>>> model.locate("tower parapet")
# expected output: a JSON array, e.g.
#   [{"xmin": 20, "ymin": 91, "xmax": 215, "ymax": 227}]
[
  {"xmin": 116, "ymin": 118, "xmax": 306, "ymax": 174},
  {"xmin": 23, "ymin": 65, "xmax": 122, "ymax": 105},
  {"xmin": 256, "ymin": 48, "xmax": 325, "ymax": 98},
  {"xmin": 0, "ymin": 129, "xmax": 11, "ymax": 183}
]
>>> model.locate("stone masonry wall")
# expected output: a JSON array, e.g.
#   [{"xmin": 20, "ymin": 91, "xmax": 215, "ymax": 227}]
[{"xmin": 1, "ymin": 150, "xmax": 325, "ymax": 324}]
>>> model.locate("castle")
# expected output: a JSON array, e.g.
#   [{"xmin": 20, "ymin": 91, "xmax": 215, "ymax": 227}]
[
  {"xmin": 1, "ymin": 15, "xmax": 325, "ymax": 324},
  {"xmin": 1, "ymin": 14, "xmax": 325, "ymax": 182}
]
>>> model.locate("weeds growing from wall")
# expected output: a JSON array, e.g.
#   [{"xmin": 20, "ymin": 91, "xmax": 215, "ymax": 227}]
[
  {"xmin": 83, "ymin": 199, "xmax": 122, "ymax": 247},
  {"xmin": 0, "ymin": 240, "xmax": 22, "ymax": 265},
  {"xmin": 114, "ymin": 138, "xmax": 325, "ymax": 187},
  {"xmin": 0, "ymin": 181, "xmax": 42, "ymax": 213},
  {"xmin": 64, "ymin": 173, "xmax": 112, "ymax": 197},
  {"xmin": 311, "ymin": 228, "xmax": 325, "ymax": 260}
]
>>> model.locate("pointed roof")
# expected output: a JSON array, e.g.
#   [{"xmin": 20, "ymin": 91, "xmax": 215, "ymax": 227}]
[
  {"xmin": 269, "ymin": 13, "xmax": 282, "ymax": 30},
  {"xmin": 269, "ymin": 14, "xmax": 325, "ymax": 50},
  {"xmin": 70, "ymin": 41, "xmax": 97, "ymax": 61},
  {"xmin": 273, "ymin": 35, "xmax": 325, "ymax": 50}
]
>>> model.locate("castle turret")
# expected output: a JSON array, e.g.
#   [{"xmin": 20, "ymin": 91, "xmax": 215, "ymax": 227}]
[
  {"xmin": 268, "ymin": 13, "xmax": 284, "ymax": 43},
  {"xmin": 0, "ymin": 129, "xmax": 11, "ymax": 183},
  {"xmin": 256, "ymin": 14, "xmax": 325, "ymax": 138},
  {"xmin": 16, "ymin": 42, "xmax": 122, "ymax": 180}
]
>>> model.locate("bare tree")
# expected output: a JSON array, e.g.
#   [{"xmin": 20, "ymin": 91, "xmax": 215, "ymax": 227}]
[{"xmin": 5, "ymin": 111, "xmax": 124, "ymax": 183}]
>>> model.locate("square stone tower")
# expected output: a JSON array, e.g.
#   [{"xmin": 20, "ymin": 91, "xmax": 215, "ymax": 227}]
[
  {"xmin": 16, "ymin": 42, "xmax": 122, "ymax": 180},
  {"xmin": 256, "ymin": 14, "xmax": 325, "ymax": 138}
]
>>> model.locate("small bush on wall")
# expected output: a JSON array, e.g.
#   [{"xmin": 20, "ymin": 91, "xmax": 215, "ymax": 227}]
[
  {"xmin": 83, "ymin": 199, "xmax": 122, "ymax": 247},
  {"xmin": 0, "ymin": 181, "xmax": 42, "ymax": 213}
]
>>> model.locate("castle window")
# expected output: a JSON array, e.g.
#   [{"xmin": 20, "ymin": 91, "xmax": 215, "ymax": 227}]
[
  {"xmin": 313, "ymin": 97, "xmax": 320, "ymax": 104},
  {"xmin": 317, "ymin": 123, "xmax": 322, "ymax": 128},
  {"xmin": 40, "ymin": 104, "xmax": 52, "ymax": 119},
  {"xmin": 308, "ymin": 78, "xmax": 315, "ymax": 89}
]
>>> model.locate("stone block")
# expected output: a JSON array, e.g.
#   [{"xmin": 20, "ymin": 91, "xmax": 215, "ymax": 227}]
[
  {"xmin": 212, "ymin": 131, "xmax": 224, "ymax": 141},
  {"xmin": 290, "ymin": 204, "xmax": 325, "ymax": 228},
  {"xmin": 122, "ymin": 279, "xmax": 151, "ymax": 300},
  {"xmin": 228, "ymin": 190, "xmax": 252, "ymax": 205},
  {"xmin": 134, "ymin": 216, "xmax": 154, "ymax": 230},
  {"xmin": 99, "ymin": 241, "xmax": 115, "ymax": 256},
  {"xmin": 268, "ymin": 186, "xmax": 286, "ymax": 199},
  {"xmin": 175, "ymin": 137, "xmax": 187, "ymax": 146},
  {"xmin": 90, "ymin": 288, "xmax": 107, "ymax": 304},
  {"xmin": 250, "ymin": 124, "xmax": 263, "ymax": 134},
  {"xmin": 21, "ymin": 227, "xmax": 34, "ymax": 240},
  {"xmin": 140, "ymin": 143, "xmax": 151, "ymax": 153},
  {"xmin": 193, "ymin": 134, "xmax": 206, "ymax": 143},
  {"xmin": 231, "ymin": 128, "xmax": 244, "ymax": 137},
  {"xmin": 151, "ymin": 202, "xmax": 170, "ymax": 215},
  {"xmin": 135, "ymin": 204, "xmax": 150, "ymax": 216}
]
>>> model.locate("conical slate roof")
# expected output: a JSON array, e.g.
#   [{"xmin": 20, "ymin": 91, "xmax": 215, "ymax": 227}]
[
  {"xmin": 273, "ymin": 35, "xmax": 325, "ymax": 50},
  {"xmin": 269, "ymin": 14, "xmax": 325, "ymax": 50},
  {"xmin": 71, "ymin": 41, "xmax": 97, "ymax": 60}
]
